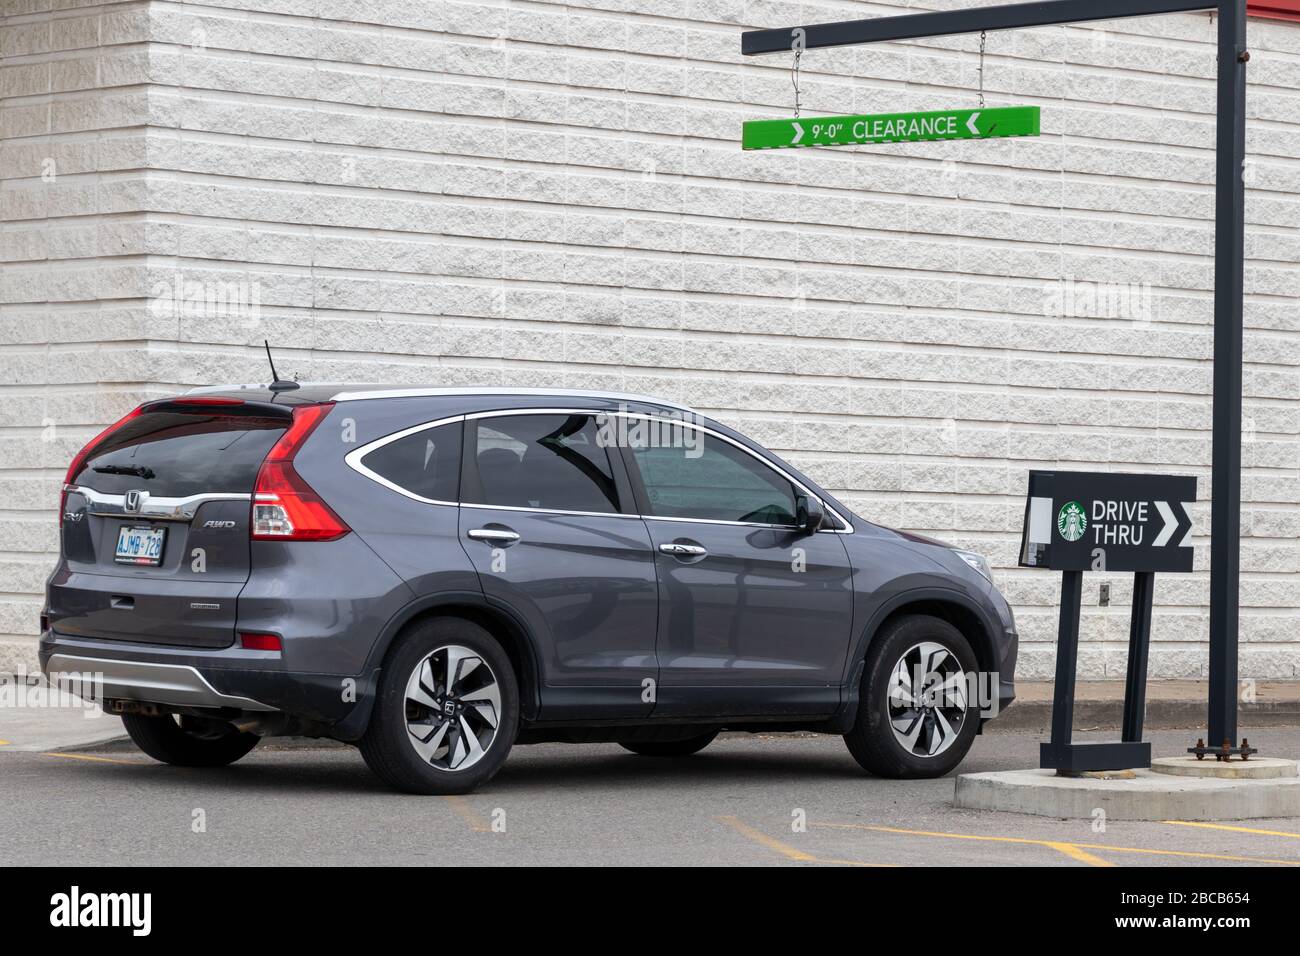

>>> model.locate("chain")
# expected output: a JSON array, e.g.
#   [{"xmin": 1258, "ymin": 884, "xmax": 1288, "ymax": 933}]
[
  {"xmin": 978, "ymin": 30, "xmax": 987, "ymax": 109},
  {"xmin": 791, "ymin": 47, "xmax": 803, "ymax": 118}
]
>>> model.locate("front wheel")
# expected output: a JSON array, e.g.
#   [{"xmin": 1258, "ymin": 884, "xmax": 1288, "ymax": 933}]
[
  {"xmin": 121, "ymin": 712, "xmax": 260, "ymax": 767},
  {"xmin": 844, "ymin": 614, "xmax": 980, "ymax": 779}
]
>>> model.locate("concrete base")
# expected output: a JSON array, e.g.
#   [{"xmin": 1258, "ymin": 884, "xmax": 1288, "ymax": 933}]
[
  {"xmin": 1152, "ymin": 756, "xmax": 1298, "ymax": 780},
  {"xmin": 955, "ymin": 764, "xmax": 1300, "ymax": 820}
]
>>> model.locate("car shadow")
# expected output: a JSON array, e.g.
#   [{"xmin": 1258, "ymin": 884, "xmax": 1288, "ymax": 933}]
[{"xmin": 56, "ymin": 734, "xmax": 1010, "ymax": 796}]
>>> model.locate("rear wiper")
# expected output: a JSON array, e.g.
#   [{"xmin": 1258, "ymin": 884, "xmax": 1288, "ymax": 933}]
[{"xmin": 93, "ymin": 464, "xmax": 156, "ymax": 480}]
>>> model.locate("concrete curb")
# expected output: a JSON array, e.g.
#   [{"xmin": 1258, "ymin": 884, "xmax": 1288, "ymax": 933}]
[
  {"xmin": 987, "ymin": 699, "xmax": 1300, "ymax": 732},
  {"xmin": 955, "ymin": 767, "xmax": 1300, "ymax": 820},
  {"xmin": 990, "ymin": 682, "xmax": 1300, "ymax": 733}
]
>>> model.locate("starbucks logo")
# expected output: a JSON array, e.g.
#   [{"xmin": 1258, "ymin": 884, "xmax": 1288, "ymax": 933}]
[{"xmin": 1057, "ymin": 501, "xmax": 1087, "ymax": 542}]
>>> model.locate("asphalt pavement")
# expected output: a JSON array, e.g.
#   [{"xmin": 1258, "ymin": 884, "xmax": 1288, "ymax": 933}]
[{"xmin": 3, "ymin": 725, "xmax": 1300, "ymax": 866}]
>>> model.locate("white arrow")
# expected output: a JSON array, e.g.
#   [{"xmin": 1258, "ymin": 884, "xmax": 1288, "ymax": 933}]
[
  {"xmin": 1153, "ymin": 500, "xmax": 1178, "ymax": 547},
  {"xmin": 966, "ymin": 112, "xmax": 981, "ymax": 136},
  {"xmin": 791, "ymin": 121, "xmax": 805, "ymax": 145}
]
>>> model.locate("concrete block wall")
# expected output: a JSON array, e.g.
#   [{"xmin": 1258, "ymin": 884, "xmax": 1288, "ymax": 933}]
[{"xmin": 2, "ymin": 0, "xmax": 1298, "ymax": 681}]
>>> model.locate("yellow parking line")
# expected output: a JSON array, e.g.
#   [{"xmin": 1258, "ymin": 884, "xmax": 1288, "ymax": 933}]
[
  {"xmin": 443, "ymin": 795, "xmax": 492, "ymax": 833},
  {"xmin": 1163, "ymin": 820, "xmax": 1300, "ymax": 839},
  {"xmin": 817, "ymin": 823, "xmax": 1300, "ymax": 867},
  {"xmin": 720, "ymin": 815, "xmax": 817, "ymax": 862},
  {"xmin": 718, "ymin": 816, "xmax": 893, "ymax": 867},
  {"xmin": 41, "ymin": 751, "xmax": 142, "ymax": 766},
  {"xmin": 815, "ymin": 822, "xmax": 1109, "ymax": 867},
  {"xmin": 1044, "ymin": 841, "xmax": 1116, "ymax": 867}
]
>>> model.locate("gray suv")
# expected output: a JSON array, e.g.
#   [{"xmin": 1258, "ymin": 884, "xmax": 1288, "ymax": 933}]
[{"xmin": 42, "ymin": 385, "xmax": 1017, "ymax": 794}]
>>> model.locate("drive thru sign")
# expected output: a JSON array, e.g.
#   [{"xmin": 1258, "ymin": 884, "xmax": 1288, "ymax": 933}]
[
  {"xmin": 1020, "ymin": 471, "xmax": 1196, "ymax": 574},
  {"xmin": 742, "ymin": 105, "xmax": 1040, "ymax": 150},
  {"xmin": 1017, "ymin": 469, "xmax": 1196, "ymax": 773}
]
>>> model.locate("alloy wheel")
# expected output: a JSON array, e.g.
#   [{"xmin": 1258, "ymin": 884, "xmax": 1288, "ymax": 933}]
[
  {"xmin": 404, "ymin": 644, "xmax": 502, "ymax": 772},
  {"xmin": 886, "ymin": 641, "xmax": 968, "ymax": 758}
]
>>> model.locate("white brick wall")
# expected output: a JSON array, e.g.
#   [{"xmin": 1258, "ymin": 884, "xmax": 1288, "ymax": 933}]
[{"xmin": 3, "ymin": 0, "xmax": 1299, "ymax": 680}]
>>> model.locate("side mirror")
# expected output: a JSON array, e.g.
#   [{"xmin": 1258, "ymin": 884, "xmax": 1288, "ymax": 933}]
[{"xmin": 796, "ymin": 494, "xmax": 824, "ymax": 536}]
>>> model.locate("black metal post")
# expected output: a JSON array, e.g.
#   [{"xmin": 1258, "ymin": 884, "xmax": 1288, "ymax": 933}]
[
  {"xmin": 1208, "ymin": 0, "xmax": 1247, "ymax": 748},
  {"xmin": 1123, "ymin": 572, "xmax": 1156, "ymax": 742},
  {"xmin": 1048, "ymin": 571, "xmax": 1083, "ymax": 750}
]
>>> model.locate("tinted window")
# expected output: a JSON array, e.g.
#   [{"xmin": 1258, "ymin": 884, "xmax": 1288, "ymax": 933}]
[
  {"xmin": 466, "ymin": 414, "xmax": 620, "ymax": 514},
  {"xmin": 361, "ymin": 421, "xmax": 462, "ymax": 502},
  {"xmin": 631, "ymin": 425, "xmax": 798, "ymax": 525},
  {"xmin": 74, "ymin": 412, "xmax": 287, "ymax": 498}
]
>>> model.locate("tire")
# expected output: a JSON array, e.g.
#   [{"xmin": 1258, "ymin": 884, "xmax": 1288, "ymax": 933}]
[
  {"xmin": 360, "ymin": 616, "xmax": 519, "ymax": 795},
  {"xmin": 620, "ymin": 730, "xmax": 719, "ymax": 758},
  {"xmin": 844, "ymin": 614, "xmax": 980, "ymax": 779},
  {"xmin": 121, "ymin": 712, "xmax": 260, "ymax": 768}
]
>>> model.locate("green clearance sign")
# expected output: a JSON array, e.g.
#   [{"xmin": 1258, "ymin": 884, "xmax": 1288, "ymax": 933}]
[{"xmin": 742, "ymin": 106, "xmax": 1040, "ymax": 150}]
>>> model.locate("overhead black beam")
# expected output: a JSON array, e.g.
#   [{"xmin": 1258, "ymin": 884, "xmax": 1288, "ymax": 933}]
[{"xmin": 742, "ymin": 0, "xmax": 1216, "ymax": 55}]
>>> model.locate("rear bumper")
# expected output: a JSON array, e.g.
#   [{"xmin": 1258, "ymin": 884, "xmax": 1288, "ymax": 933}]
[
  {"xmin": 44, "ymin": 653, "xmax": 277, "ymax": 712},
  {"xmin": 39, "ymin": 630, "xmax": 370, "ymax": 734}
]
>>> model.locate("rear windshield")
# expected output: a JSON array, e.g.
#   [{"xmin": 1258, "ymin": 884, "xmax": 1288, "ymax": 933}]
[{"xmin": 71, "ymin": 412, "xmax": 287, "ymax": 498}]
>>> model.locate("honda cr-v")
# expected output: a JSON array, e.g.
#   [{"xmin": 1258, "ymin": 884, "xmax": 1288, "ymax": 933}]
[{"xmin": 42, "ymin": 385, "xmax": 1017, "ymax": 793}]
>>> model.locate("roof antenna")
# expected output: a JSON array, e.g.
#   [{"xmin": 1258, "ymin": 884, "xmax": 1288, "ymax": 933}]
[{"xmin": 264, "ymin": 340, "xmax": 300, "ymax": 392}]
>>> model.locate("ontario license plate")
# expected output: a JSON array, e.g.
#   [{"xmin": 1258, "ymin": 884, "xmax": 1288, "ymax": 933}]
[{"xmin": 114, "ymin": 526, "xmax": 166, "ymax": 566}]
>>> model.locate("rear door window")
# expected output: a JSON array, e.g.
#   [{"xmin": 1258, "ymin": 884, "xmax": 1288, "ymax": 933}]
[
  {"xmin": 72, "ymin": 412, "xmax": 287, "ymax": 497},
  {"xmin": 357, "ymin": 421, "xmax": 462, "ymax": 503},
  {"xmin": 464, "ymin": 414, "xmax": 620, "ymax": 514}
]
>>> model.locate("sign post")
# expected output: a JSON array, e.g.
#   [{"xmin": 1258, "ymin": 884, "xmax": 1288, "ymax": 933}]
[{"xmin": 1020, "ymin": 471, "xmax": 1195, "ymax": 772}]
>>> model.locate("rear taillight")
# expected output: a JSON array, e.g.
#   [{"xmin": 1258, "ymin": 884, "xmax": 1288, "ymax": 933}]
[
  {"xmin": 60, "ymin": 406, "xmax": 144, "ymax": 528},
  {"xmin": 251, "ymin": 403, "xmax": 349, "ymax": 542}
]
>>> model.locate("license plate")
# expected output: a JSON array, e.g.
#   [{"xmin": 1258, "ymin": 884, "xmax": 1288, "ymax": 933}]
[{"xmin": 114, "ymin": 526, "xmax": 166, "ymax": 566}]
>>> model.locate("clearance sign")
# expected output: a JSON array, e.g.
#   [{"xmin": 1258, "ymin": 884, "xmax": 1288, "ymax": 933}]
[{"xmin": 742, "ymin": 106, "xmax": 1040, "ymax": 150}]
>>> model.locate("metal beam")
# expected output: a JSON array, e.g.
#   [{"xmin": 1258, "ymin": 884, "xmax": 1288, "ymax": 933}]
[
  {"xmin": 742, "ymin": 0, "xmax": 1217, "ymax": 55},
  {"xmin": 1208, "ymin": 0, "xmax": 1248, "ymax": 747}
]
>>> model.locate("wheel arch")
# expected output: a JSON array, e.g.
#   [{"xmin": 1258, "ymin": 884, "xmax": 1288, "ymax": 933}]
[
  {"xmin": 854, "ymin": 588, "xmax": 999, "ymax": 678},
  {"xmin": 829, "ymin": 587, "xmax": 1000, "ymax": 736},
  {"xmin": 334, "ymin": 591, "xmax": 543, "ymax": 741}
]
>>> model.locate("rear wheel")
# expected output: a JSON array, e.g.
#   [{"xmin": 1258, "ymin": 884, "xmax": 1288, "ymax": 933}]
[
  {"xmin": 360, "ymin": 617, "xmax": 518, "ymax": 795},
  {"xmin": 121, "ymin": 712, "xmax": 260, "ymax": 767},
  {"xmin": 620, "ymin": 730, "xmax": 718, "ymax": 758},
  {"xmin": 844, "ymin": 614, "xmax": 980, "ymax": 779}
]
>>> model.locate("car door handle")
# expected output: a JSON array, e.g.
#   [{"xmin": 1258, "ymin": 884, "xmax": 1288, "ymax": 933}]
[
  {"xmin": 659, "ymin": 542, "xmax": 707, "ymax": 557},
  {"xmin": 467, "ymin": 528, "xmax": 520, "ymax": 544}
]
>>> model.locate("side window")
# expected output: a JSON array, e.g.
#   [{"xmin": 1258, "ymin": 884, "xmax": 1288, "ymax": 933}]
[
  {"xmin": 465, "ymin": 414, "xmax": 620, "ymax": 514},
  {"xmin": 360, "ymin": 421, "xmax": 462, "ymax": 502},
  {"xmin": 630, "ymin": 424, "xmax": 799, "ymax": 526}
]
